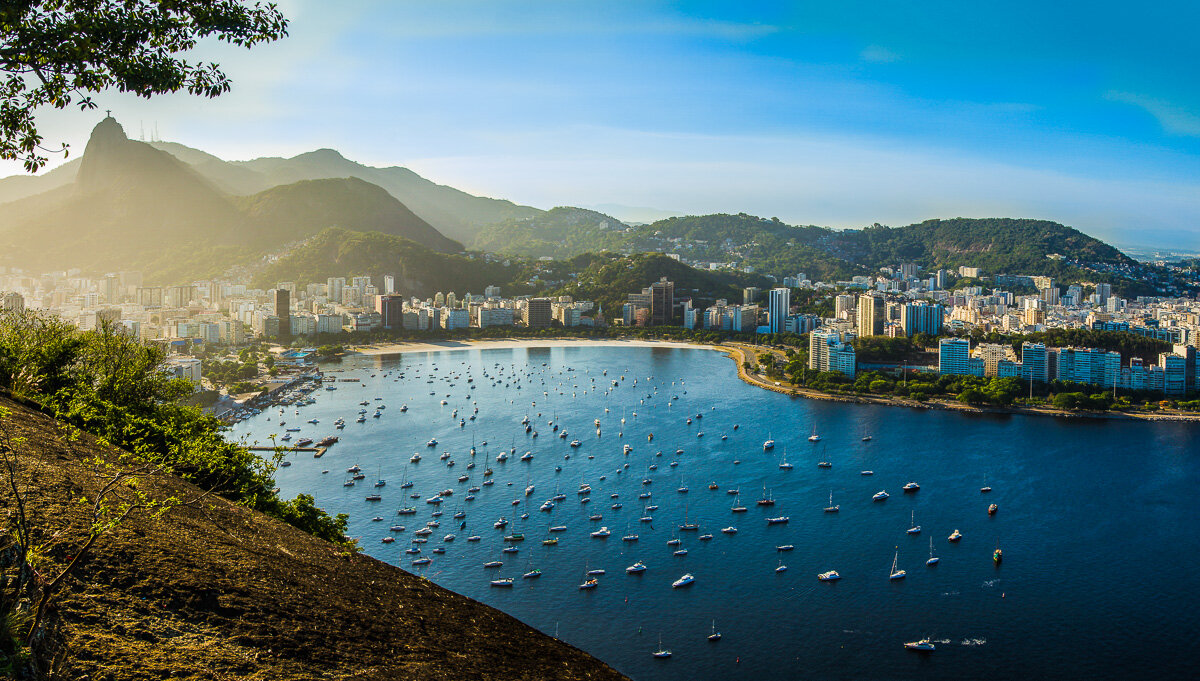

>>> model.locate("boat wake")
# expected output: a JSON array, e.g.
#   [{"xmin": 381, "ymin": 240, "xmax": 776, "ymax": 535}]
[
  {"xmin": 939, "ymin": 590, "xmax": 960, "ymax": 597},
  {"xmin": 959, "ymin": 638, "xmax": 987, "ymax": 647},
  {"xmin": 981, "ymin": 579, "xmax": 1001, "ymax": 588}
]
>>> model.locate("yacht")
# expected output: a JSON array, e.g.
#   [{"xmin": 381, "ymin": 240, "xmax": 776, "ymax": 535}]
[
  {"xmin": 988, "ymin": 503, "xmax": 999, "ymax": 515},
  {"xmin": 426, "ymin": 438, "xmax": 438, "ymax": 447},
  {"xmin": 578, "ymin": 578, "xmax": 598, "ymax": 590},
  {"xmin": 902, "ymin": 482, "xmax": 920, "ymax": 492},
  {"xmin": 818, "ymin": 570, "xmax": 841, "ymax": 581},
  {"xmin": 904, "ymin": 639, "xmax": 936, "ymax": 652},
  {"xmin": 483, "ymin": 561, "xmax": 503, "ymax": 568},
  {"xmin": 721, "ymin": 526, "xmax": 738, "ymax": 534},
  {"xmin": 860, "ymin": 470, "xmax": 874, "ymax": 476},
  {"xmin": 671, "ymin": 573, "xmax": 695, "ymax": 588},
  {"xmin": 762, "ymin": 439, "xmax": 775, "ymax": 450},
  {"xmin": 766, "ymin": 516, "xmax": 789, "ymax": 525},
  {"xmin": 626, "ymin": 562, "xmax": 647, "ymax": 574},
  {"xmin": 590, "ymin": 526, "xmax": 611, "ymax": 538},
  {"xmin": 948, "ymin": 529, "xmax": 962, "ymax": 542},
  {"xmin": 490, "ymin": 578, "xmax": 514, "ymax": 588},
  {"xmin": 873, "ymin": 490, "xmax": 890, "ymax": 501}
]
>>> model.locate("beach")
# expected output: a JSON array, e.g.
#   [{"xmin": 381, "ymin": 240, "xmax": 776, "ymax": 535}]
[{"xmin": 349, "ymin": 337, "xmax": 716, "ymax": 355}]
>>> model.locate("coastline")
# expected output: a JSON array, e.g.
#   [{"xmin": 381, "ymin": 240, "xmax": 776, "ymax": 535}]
[
  {"xmin": 347, "ymin": 337, "xmax": 716, "ymax": 356},
  {"xmin": 718, "ymin": 342, "xmax": 1200, "ymax": 424},
  {"xmin": 333, "ymin": 335, "xmax": 1200, "ymax": 423}
]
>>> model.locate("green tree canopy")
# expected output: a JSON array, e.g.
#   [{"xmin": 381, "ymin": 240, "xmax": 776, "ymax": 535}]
[{"xmin": 0, "ymin": 0, "xmax": 288, "ymax": 170}]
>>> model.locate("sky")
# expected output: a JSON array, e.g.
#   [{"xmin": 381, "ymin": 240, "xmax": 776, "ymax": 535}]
[{"xmin": 7, "ymin": 0, "xmax": 1200, "ymax": 249}]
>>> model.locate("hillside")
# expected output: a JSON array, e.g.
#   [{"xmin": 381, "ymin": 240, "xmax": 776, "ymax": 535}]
[
  {"xmin": 828, "ymin": 218, "xmax": 1135, "ymax": 272},
  {"xmin": 252, "ymin": 228, "xmax": 533, "ymax": 297},
  {"xmin": 0, "ymin": 390, "xmax": 626, "ymax": 680},
  {"xmin": 469, "ymin": 207, "xmax": 629, "ymax": 258},
  {"xmin": 554, "ymin": 252, "xmax": 773, "ymax": 320},
  {"xmin": 145, "ymin": 144, "xmax": 544, "ymax": 243},
  {"xmin": 0, "ymin": 118, "xmax": 461, "ymax": 281},
  {"xmin": 237, "ymin": 177, "xmax": 461, "ymax": 253}
]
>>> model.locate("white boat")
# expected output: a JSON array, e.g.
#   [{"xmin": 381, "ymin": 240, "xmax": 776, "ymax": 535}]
[
  {"xmin": 775, "ymin": 560, "xmax": 787, "ymax": 573},
  {"xmin": 721, "ymin": 526, "xmax": 737, "ymax": 534},
  {"xmin": 707, "ymin": 620, "xmax": 721, "ymax": 642},
  {"xmin": 671, "ymin": 573, "xmax": 695, "ymax": 588},
  {"xmin": 766, "ymin": 516, "xmax": 789, "ymax": 525},
  {"xmin": 590, "ymin": 526, "xmax": 611, "ymax": 538},
  {"xmin": 903, "ymin": 481, "xmax": 920, "ymax": 492},
  {"xmin": 652, "ymin": 637, "xmax": 672, "ymax": 658},
  {"xmin": 490, "ymin": 578, "xmax": 514, "ymax": 587},
  {"xmin": 808, "ymin": 425, "xmax": 821, "ymax": 442},
  {"xmin": 818, "ymin": 570, "xmax": 841, "ymax": 581},
  {"xmin": 762, "ymin": 438, "xmax": 775, "ymax": 450},
  {"xmin": 907, "ymin": 511, "xmax": 921, "ymax": 535},
  {"xmin": 904, "ymin": 638, "xmax": 935, "ymax": 651},
  {"xmin": 873, "ymin": 490, "xmax": 889, "ymax": 501},
  {"xmin": 778, "ymin": 449, "xmax": 793, "ymax": 470},
  {"xmin": 889, "ymin": 548, "xmax": 906, "ymax": 580},
  {"xmin": 626, "ymin": 562, "xmax": 647, "ymax": 574},
  {"xmin": 948, "ymin": 529, "xmax": 962, "ymax": 542},
  {"xmin": 927, "ymin": 537, "xmax": 940, "ymax": 566},
  {"xmin": 823, "ymin": 490, "xmax": 839, "ymax": 513}
]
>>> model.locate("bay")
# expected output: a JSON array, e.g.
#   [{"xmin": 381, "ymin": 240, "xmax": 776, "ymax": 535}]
[{"xmin": 227, "ymin": 344, "xmax": 1200, "ymax": 680}]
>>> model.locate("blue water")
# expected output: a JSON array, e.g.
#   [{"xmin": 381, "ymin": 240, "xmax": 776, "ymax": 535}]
[{"xmin": 227, "ymin": 345, "xmax": 1200, "ymax": 680}]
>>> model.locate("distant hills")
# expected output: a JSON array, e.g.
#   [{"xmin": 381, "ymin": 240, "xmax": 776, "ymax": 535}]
[
  {"xmin": 473, "ymin": 211, "xmax": 1139, "ymax": 288},
  {"xmin": 0, "ymin": 118, "xmax": 461, "ymax": 281},
  {"xmin": 0, "ymin": 117, "xmax": 1154, "ymax": 295}
]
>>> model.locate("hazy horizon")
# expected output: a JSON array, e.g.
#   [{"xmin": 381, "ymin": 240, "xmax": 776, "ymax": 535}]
[{"xmin": 4, "ymin": 0, "xmax": 1199, "ymax": 250}]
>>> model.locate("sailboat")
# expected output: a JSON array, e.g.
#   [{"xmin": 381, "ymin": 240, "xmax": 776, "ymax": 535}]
[
  {"xmin": 778, "ymin": 448, "xmax": 792, "ymax": 470},
  {"xmin": 652, "ymin": 637, "xmax": 672, "ymax": 658},
  {"xmin": 823, "ymin": 490, "xmax": 839, "ymax": 513},
  {"xmin": 907, "ymin": 511, "xmax": 921, "ymax": 535},
  {"xmin": 889, "ymin": 547, "xmax": 907, "ymax": 580},
  {"xmin": 926, "ymin": 537, "xmax": 939, "ymax": 566},
  {"xmin": 816, "ymin": 443, "xmax": 831, "ymax": 468},
  {"xmin": 981, "ymin": 474, "xmax": 992, "ymax": 493},
  {"xmin": 707, "ymin": 620, "xmax": 721, "ymax": 642},
  {"xmin": 808, "ymin": 424, "xmax": 821, "ymax": 442}
]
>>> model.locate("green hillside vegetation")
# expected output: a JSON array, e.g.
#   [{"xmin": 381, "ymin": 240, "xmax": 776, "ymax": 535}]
[
  {"xmin": 252, "ymin": 228, "xmax": 537, "ymax": 297},
  {"xmin": 553, "ymin": 253, "xmax": 772, "ymax": 322},
  {"xmin": 831, "ymin": 217, "xmax": 1133, "ymax": 274},
  {"xmin": 470, "ymin": 206, "xmax": 629, "ymax": 258}
]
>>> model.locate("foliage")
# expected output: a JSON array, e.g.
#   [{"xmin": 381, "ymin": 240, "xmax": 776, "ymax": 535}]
[
  {"xmin": 251, "ymin": 228, "xmax": 538, "ymax": 297},
  {"xmin": 0, "ymin": 0, "xmax": 288, "ymax": 171},
  {"xmin": 0, "ymin": 310, "xmax": 349, "ymax": 544}
]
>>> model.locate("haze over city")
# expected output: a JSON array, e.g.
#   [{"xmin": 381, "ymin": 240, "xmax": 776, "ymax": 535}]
[{"xmin": 4, "ymin": 0, "xmax": 1200, "ymax": 249}]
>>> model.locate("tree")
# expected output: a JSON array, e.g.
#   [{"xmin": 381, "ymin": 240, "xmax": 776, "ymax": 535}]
[{"xmin": 0, "ymin": 1, "xmax": 288, "ymax": 171}]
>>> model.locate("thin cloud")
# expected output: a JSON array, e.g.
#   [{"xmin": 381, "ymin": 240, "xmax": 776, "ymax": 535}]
[{"xmin": 1107, "ymin": 91, "xmax": 1200, "ymax": 137}]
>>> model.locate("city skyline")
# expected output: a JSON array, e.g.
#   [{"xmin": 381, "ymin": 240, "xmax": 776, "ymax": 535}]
[{"xmin": 3, "ymin": 1, "xmax": 1200, "ymax": 249}]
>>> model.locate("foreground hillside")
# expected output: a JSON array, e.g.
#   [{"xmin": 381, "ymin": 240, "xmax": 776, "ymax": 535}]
[{"xmin": 0, "ymin": 391, "xmax": 626, "ymax": 681}]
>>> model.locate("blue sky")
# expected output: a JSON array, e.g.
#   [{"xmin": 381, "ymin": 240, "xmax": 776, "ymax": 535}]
[{"xmin": 9, "ymin": 0, "xmax": 1200, "ymax": 248}]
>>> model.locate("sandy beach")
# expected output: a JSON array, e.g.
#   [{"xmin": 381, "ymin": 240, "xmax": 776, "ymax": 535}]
[{"xmin": 349, "ymin": 337, "xmax": 716, "ymax": 356}]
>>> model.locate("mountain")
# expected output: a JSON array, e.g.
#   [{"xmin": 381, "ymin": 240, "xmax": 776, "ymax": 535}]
[
  {"xmin": 252, "ymin": 227, "xmax": 531, "ymax": 296},
  {"xmin": 469, "ymin": 206, "xmax": 630, "ymax": 258},
  {"xmin": 1, "ymin": 390, "xmax": 627, "ymax": 680},
  {"xmin": 0, "ymin": 118, "xmax": 461, "ymax": 281},
  {"xmin": 147, "ymin": 144, "xmax": 544, "ymax": 243},
  {"xmin": 236, "ymin": 177, "xmax": 460, "ymax": 253}
]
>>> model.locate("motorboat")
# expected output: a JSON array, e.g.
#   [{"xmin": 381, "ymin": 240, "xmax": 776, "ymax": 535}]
[
  {"xmin": 949, "ymin": 529, "xmax": 962, "ymax": 542},
  {"xmin": 904, "ymin": 639, "xmax": 935, "ymax": 652},
  {"xmin": 873, "ymin": 490, "xmax": 889, "ymax": 501},
  {"xmin": 903, "ymin": 482, "xmax": 920, "ymax": 492},
  {"xmin": 818, "ymin": 570, "xmax": 841, "ymax": 581},
  {"xmin": 671, "ymin": 573, "xmax": 695, "ymax": 588}
]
